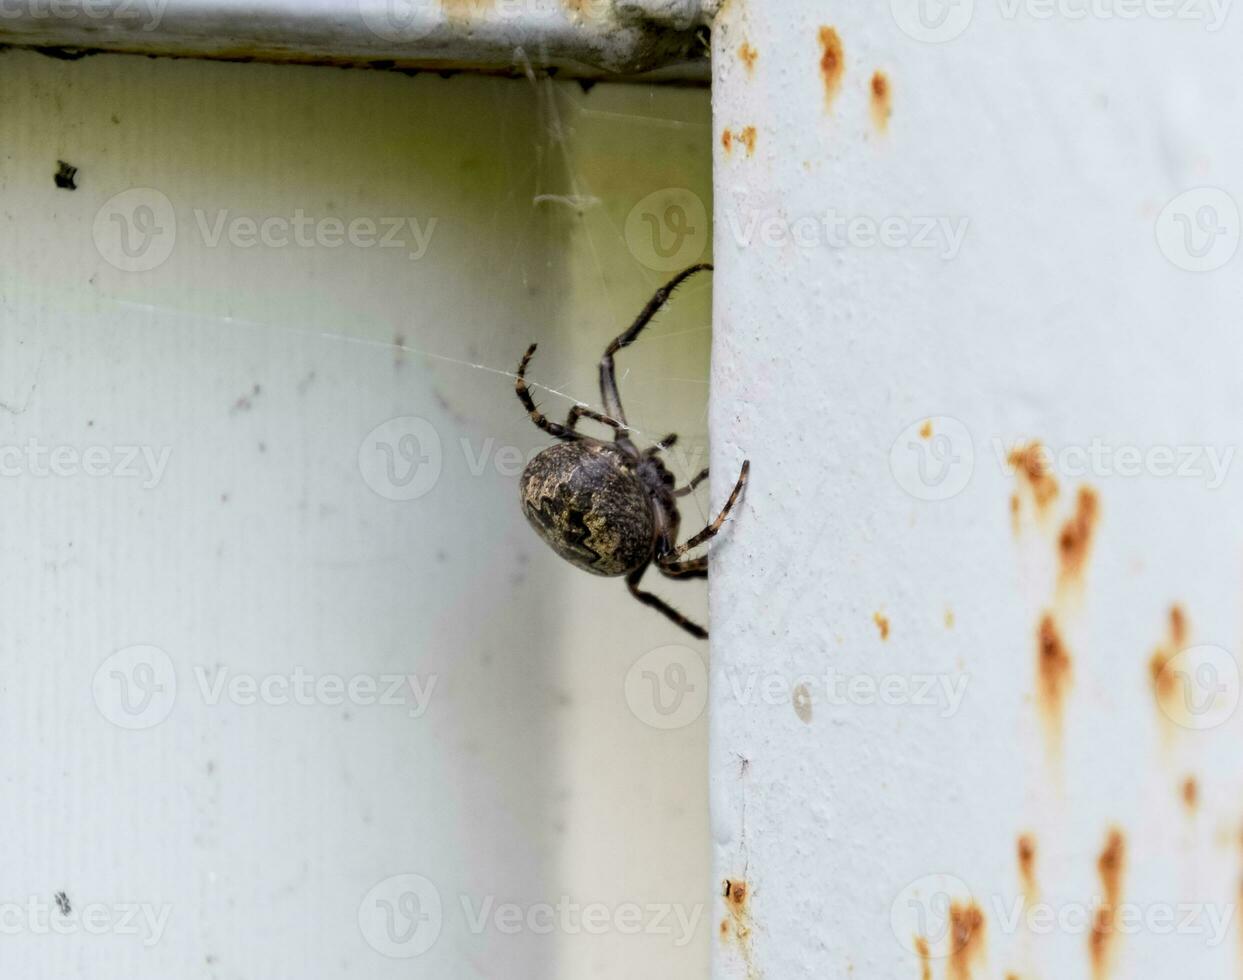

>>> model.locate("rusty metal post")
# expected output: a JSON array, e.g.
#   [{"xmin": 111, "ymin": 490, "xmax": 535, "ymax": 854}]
[{"xmin": 710, "ymin": 2, "xmax": 1243, "ymax": 978}]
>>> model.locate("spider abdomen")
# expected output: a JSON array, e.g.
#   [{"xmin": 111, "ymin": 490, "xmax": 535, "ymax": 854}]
[{"xmin": 520, "ymin": 441, "xmax": 655, "ymax": 577}]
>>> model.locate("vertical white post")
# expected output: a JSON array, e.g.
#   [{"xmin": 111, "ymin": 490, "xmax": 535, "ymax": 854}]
[{"xmin": 711, "ymin": 3, "xmax": 1243, "ymax": 978}]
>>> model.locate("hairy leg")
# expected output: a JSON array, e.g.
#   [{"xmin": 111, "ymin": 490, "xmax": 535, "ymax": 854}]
[{"xmin": 627, "ymin": 563, "xmax": 708, "ymax": 639}]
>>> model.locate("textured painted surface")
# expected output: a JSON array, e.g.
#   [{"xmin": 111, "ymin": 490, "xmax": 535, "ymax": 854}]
[
  {"xmin": 711, "ymin": 4, "xmax": 1243, "ymax": 980},
  {"xmin": 0, "ymin": 48, "xmax": 714, "ymax": 978}
]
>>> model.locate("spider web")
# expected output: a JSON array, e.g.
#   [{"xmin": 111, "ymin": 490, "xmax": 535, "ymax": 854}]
[
  {"xmin": 110, "ymin": 63, "xmax": 716, "ymax": 527},
  {"xmin": 362, "ymin": 64, "xmax": 718, "ymax": 528}
]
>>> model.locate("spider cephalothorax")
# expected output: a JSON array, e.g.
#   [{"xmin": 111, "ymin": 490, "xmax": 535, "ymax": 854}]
[{"xmin": 514, "ymin": 263, "xmax": 749, "ymax": 639}]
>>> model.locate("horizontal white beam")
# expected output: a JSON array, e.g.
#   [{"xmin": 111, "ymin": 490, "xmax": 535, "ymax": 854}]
[{"xmin": 0, "ymin": 0, "xmax": 710, "ymax": 80}]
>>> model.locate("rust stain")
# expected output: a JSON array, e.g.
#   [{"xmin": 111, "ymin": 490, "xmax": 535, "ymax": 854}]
[
  {"xmin": 1089, "ymin": 829, "xmax": 1126, "ymax": 979},
  {"xmin": 919, "ymin": 419, "xmax": 933, "ymax": 439},
  {"xmin": 721, "ymin": 879, "xmax": 756, "ymax": 976},
  {"xmin": 870, "ymin": 70, "xmax": 892, "ymax": 131},
  {"xmin": 440, "ymin": 0, "xmax": 493, "ymax": 14},
  {"xmin": 1037, "ymin": 612, "xmax": 1073, "ymax": 749},
  {"xmin": 818, "ymin": 27, "xmax": 844, "ymax": 107},
  {"xmin": 1008, "ymin": 441, "xmax": 1059, "ymax": 526},
  {"xmin": 792, "ymin": 683, "xmax": 813, "ymax": 723},
  {"xmin": 1150, "ymin": 604, "xmax": 1189, "ymax": 725},
  {"xmin": 1017, "ymin": 834, "xmax": 1038, "ymax": 899},
  {"xmin": 739, "ymin": 41, "xmax": 758, "ymax": 74},
  {"xmin": 1169, "ymin": 603, "xmax": 1188, "ymax": 647},
  {"xmin": 1182, "ymin": 775, "xmax": 1199, "ymax": 811},
  {"xmin": 722, "ymin": 127, "xmax": 757, "ymax": 156},
  {"xmin": 1238, "ymin": 875, "xmax": 1243, "ymax": 971},
  {"xmin": 874, "ymin": 611, "xmax": 890, "ymax": 640},
  {"xmin": 915, "ymin": 935, "xmax": 932, "ymax": 980},
  {"xmin": 1058, "ymin": 486, "xmax": 1100, "ymax": 587},
  {"xmin": 948, "ymin": 902, "xmax": 986, "ymax": 980}
]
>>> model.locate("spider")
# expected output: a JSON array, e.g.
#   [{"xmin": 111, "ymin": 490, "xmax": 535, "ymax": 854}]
[{"xmin": 514, "ymin": 263, "xmax": 749, "ymax": 640}]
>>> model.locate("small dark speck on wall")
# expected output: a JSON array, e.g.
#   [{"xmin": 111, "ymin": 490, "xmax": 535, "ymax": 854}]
[
  {"xmin": 231, "ymin": 383, "xmax": 262, "ymax": 413},
  {"xmin": 54, "ymin": 891, "xmax": 71, "ymax": 916},
  {"xmin": 54, "ymin": 161, "xmax": 78, "ymax": 190}
]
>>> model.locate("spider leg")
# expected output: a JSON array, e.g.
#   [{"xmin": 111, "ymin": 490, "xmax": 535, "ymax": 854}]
[
  {"xmin": 599, "ymin": 263, "xmax": 713, "ymax": 431},
  {"xmin": 657, "ymin": 556, "xmax": 708, "ymax": 579},
  {"xmin": 565, "ymin": 404, "xmax": 625, "ymax": 435},
  {"xmin": 645, "ymin": 434, "xmax": 679, "ymax": 458},
  {"xmin": 627, "ymin": 563, "xmax": 708, "ymax": 639},
  {"xmin": 515, "ymin": 344, "xmax": 578, "ymax": 441},
  {"xmin": 674, "ymin": 468, "xmax": 709, "ymax": 497},
  {"xmin": 659, "ymin": 460, "xmax": 750, "ymax": 563}
]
